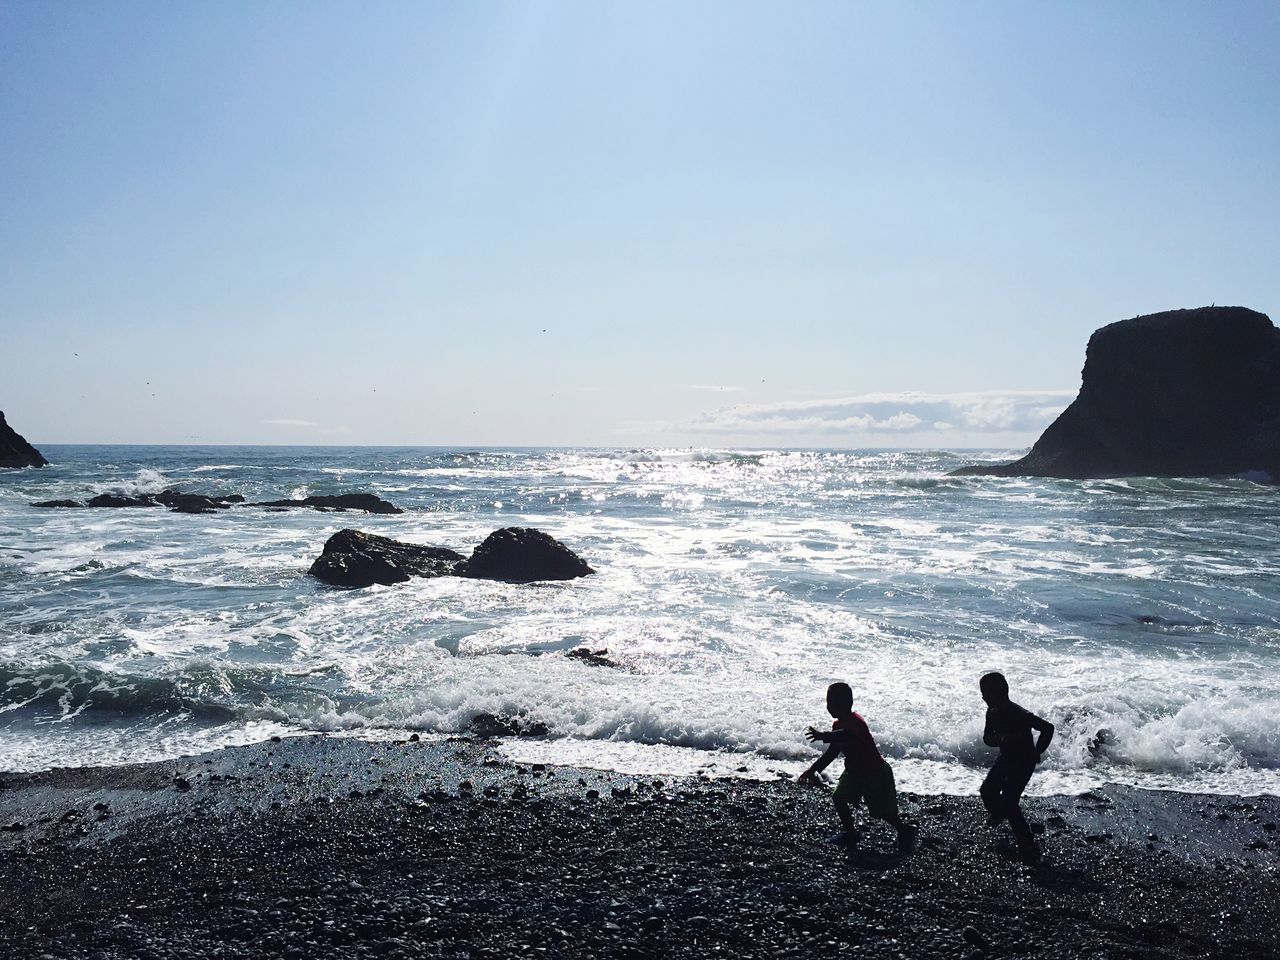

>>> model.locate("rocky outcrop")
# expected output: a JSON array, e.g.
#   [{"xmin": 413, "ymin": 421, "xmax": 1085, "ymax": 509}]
[
  {"xmin": 154, "ymin": 490, "xmax": 244, "ymax": 514},
  {"xmin": 0, "ymin": 412, "xmax": 47, "ymax": 468},
  {"xmin": 254, "ymin": 494, "xmax": 402, "ymax": 515},
  {"xmin": 308, "ymin": 529, "xmax": 465, "ymax": 587},
  {"xmin": 456, "ymin": 527, "xmax": 595, "ymax": 583},
  {"xmin": 86, "ymin": 494, "xmax": 158, "ymax": 508},
  {"xmin": 31, "ymin": 488, "xmax": 389, "ymax": 515},
  {"xmin": 33, "ymin": 489, "xmax": 245, "ymax": 512},
  {"xmin": 308, "ymin": 526, "xmax": 594, "ymax": 588},
  {"xmin": 953, "ymin": 306, "xmax": 1280, "ymax": 480}
]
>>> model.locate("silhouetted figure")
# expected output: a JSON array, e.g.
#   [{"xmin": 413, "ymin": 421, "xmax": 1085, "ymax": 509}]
[
  {"xmin": 979, "ymin": 672, "xmax": 1054, "ymax": 861},
  {"xmin": 799, "ymin": 682, "xmax": 918, "ymax": 852}
]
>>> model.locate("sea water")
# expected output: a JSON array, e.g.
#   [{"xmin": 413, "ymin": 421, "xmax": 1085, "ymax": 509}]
[{"xmin": 1, "ymin": 445, "xmax": 1277, "ymax": 796}]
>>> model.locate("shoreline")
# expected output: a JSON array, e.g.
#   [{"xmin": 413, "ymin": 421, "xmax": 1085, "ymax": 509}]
[{"xmin": 1, "ymin": 736, "xmax": 1277, "ymax": 959}]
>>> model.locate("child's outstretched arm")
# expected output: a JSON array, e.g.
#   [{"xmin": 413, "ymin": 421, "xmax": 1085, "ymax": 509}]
[{"xmin": 798, "ymin": 728, "xmax": 840, "ymax": 784}]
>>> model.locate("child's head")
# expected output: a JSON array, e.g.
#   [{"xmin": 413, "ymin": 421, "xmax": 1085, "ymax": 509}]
[
  {"xmin": 825, "ymin": 681, "xmax": 854, "ymax": 717},
  {"xmin": 979, "ymin": 671, "xmax": 1009, "ymax": 705}
]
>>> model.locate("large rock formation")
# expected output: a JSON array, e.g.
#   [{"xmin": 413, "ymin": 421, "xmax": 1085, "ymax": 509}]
[
  {"xmin": 953, "ymin": 306, "xmax": 1280, "ymax": 480},
  {"xmin": 308, "ymin": 526, "xmax": 594, "ymax": 588},
  {"xmin": 0, "ymin": 412, "xmax": 47, "ymax": 468},
  {"xmin": 309, "ymin": 529, "xmax": 465, "ymax": 587},
  {"xmin": 457, "ymin": 527, "xmax": 595, "ymax": 583},
  {"xmin": 254, "ymin": 494, "xmax": 403, "ymax": 514}
]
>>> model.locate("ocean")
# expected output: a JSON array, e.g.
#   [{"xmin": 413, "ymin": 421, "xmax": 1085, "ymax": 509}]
[{"xmin": 1, "ymin": 445, "xmax": 1277, "ymax": 796}]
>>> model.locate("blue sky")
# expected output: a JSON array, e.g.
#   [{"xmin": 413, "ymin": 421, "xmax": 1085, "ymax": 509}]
[{"xmin": 3, "ymin": 1, "xmax": 1277, "ymax": 446}]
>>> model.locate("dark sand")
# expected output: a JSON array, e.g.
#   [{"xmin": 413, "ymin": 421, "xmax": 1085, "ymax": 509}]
[{"xmin": 1, "ymin": 736, "xmax": 1277, "ymax": 959}]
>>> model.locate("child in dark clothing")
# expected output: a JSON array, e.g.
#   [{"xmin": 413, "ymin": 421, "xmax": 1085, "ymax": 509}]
[
  {"xmin": 799, "ymin": 682, "xmax": 917, "ymax": 852},
  {"xmin": 979, "ymin": 672, "xmax": 1054, "ymax": 860}
]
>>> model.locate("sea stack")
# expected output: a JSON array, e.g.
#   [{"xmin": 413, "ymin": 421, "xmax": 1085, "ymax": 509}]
[
  {"xmin": 953, "ymin": 306, "xmax": 1280, "ymax": 480},
  {"xmin": 0, "ymin": 411, "xmax": 47, "ymax": 468}
]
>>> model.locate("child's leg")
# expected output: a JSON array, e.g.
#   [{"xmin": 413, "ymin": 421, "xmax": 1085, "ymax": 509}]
[
  {"xmin": 833, "ymin": 795, "xmax": 857, "ymax": 836},
  {"xmin": 831, "ymin": 771, "xmax": 861, "ymax": 840},
  {"xmin": 1002, "ymin": 761, "xmax": 1036, "ymax": 845},
  {"xmin": 867, "ymin": 762, "xmax": 916, "ymax": 848},
  {"xmin": 980, "ymin": 757, "xmax": 1008, "ymax": 822}
]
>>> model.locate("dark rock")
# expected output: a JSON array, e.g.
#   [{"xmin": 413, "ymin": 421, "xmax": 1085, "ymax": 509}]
[
  {"xmin": 961, "ymin": 925, "xmax": 990, "ymax": 950},
  {"xmin": 254, "ymin": 494, "xmax": 403, "ymax": 514},
  {"xmin": 154, "ymin": 489, "xmax": 242, "ymax": 514},
  {"xmin": 308, "ymin": 529, "xmax": 465, "ymax": 588},
  {"xmin": 0, "ymin": 411, "xmax": 46, "ymax": 468},
  {"xmin": 457, "ymin": 527, "xmax": 594, "ymax": 583},
  {"xmin": 469, "ymin": 712, "xmax": 549, "ymax": 738},
  {"xmin": 86, "ymin": 494, "xmax": 159, "ymax": 508},
  {"xmin": 34, "ymin": 489, "xmax": 248, "ymax": 512},
  {"xmin": 566, "ymin": 647, "xmax": 616, "ymax": 667},
  {"xmin": 153, "ymin": 491, "xmax": 230, "ymax": 514},
  {"xmin": 953, "ymin": 306, "xmax": 1280, "ymax": 480}
]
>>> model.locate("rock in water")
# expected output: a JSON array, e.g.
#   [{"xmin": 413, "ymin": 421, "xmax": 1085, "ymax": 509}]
[
  {"xmin": 154, "ymin": 490, "xmax": 243, "ymax": 514},
  {"xmin": 254, "ymin": 494, "xmax": 403, "ymax": 514},
  {"xmin": 953, "ymin": 306, "xmax": 1280, "ymax": 479},
  {"xmin": 86, "ymin": 494, "xmax": 159, "ymax": 508},
  {"xmin": 31, "ymin": 499, "xmax": 82, "ymax": 508},
  {"xmin": 457, "ymin": 527, "xmax": 594, "ymax": 583},
  {"xmin": 0, "ymin": 412, "xmax": 47, "ymax": 468},
  {"xmin": 309, "ymin": 529, "xmax": 465, "ymax": 587}
]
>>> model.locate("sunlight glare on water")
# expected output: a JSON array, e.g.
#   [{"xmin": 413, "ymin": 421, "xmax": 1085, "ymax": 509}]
[{"xmin": 1, "ymin": 445, "xmax": 1278, "ymax": 795}]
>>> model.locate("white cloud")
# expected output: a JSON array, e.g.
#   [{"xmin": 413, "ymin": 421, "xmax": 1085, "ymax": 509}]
[
  {"xmin": 675, "ymin": 390, "xmax": 1074, "ymax": 438},
  {"xmin": 262, "ymin": 418, "xmax": 318, "ymax": 427},
  {"xmin": 689, "ymin": 384, "xmax": 745, "ymax": 392}
]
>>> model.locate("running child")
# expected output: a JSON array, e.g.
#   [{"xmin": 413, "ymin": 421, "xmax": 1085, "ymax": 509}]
[
  {"xmin": 799, "ymin": 681, "xmax": 917, "ymax": 852},
  {"xmin": 979, "ymin": 671, "xmax": 1054, "ymax": 861}
]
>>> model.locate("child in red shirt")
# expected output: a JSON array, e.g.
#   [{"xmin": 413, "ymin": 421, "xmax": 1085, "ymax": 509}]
[{"xmin": 799, "ymin": 682, "xmax": 917, "ymax": 852}]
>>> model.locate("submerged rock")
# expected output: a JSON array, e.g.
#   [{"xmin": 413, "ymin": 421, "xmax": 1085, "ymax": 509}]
[
  {"xmin": 31, "ymin": 499, "xmax": 82, "ymax": 508},
  {"xmin": 565, "ymin": 647, "xmax": 617, "ymax": 668},
  {"xmin": 0, "ymin": 412, "xmax": 47, "ymax": 469},
  {"xmin": 457, "ymin": 527, "xmax": 594, "ymax": 583},
  {"xmin": 254, "ymin": 494, "xmax": 403, "ymax": 515},
  {"xmin": 308, "ymin": 529, "xmax": 465, "ymax": 587},
  {"xmin": 953, "ymin": 306, "xmax": 1280, "ymax": 480}
]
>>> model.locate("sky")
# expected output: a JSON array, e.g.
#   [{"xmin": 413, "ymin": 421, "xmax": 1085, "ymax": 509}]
[{"xmin": 2, "ymin": 1, "xmax": 1278, "ymax": 447}]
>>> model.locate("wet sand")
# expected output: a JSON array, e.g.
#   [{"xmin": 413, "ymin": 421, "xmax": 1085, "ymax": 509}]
[{"xmin": 0, "ymin": 736, "xmax": 1276, "ymax": 959}]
